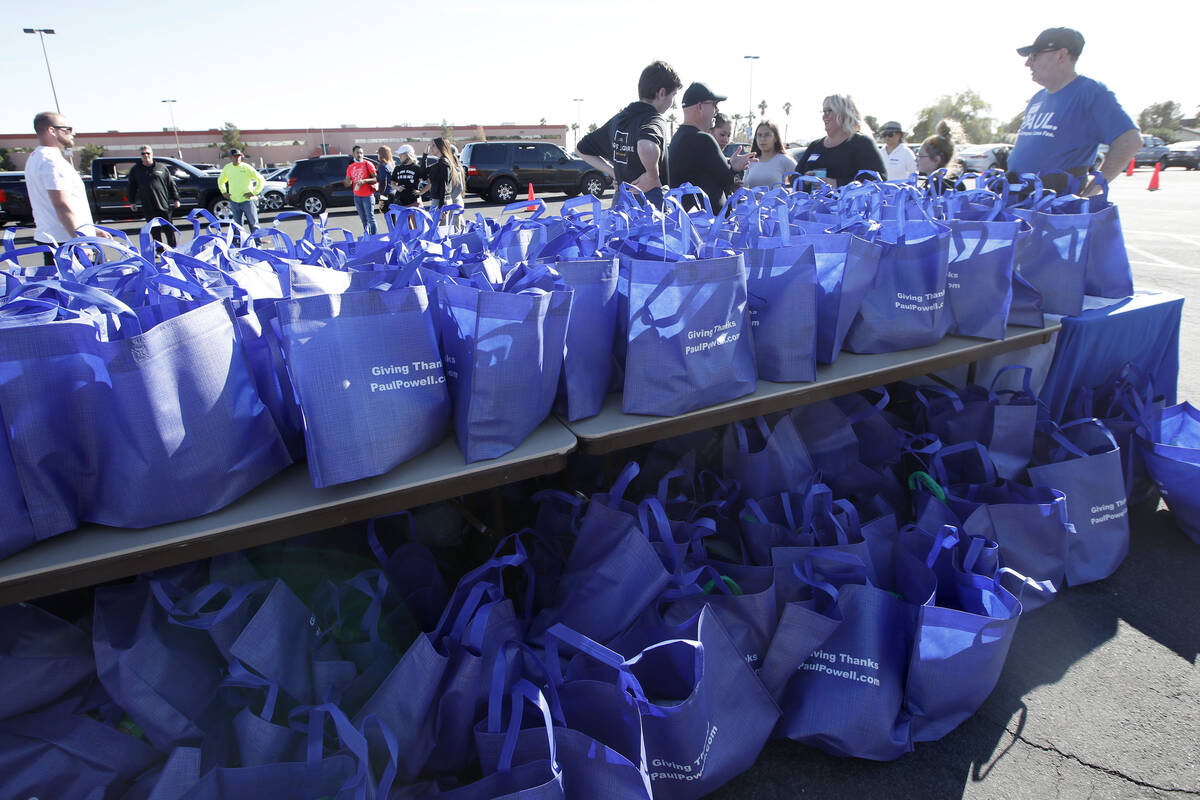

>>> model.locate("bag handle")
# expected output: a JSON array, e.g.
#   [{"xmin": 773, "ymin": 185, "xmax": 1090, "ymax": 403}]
[
  {"xmin": 137, "ymin": 217, "xmax": 180, "ymax": 261},
  {"xmin": 544, "ymin": 623, "xmax": 648, "ymax": 702},
  {"xmin": 499, "ymin": 680, "xmax": 560, "ymax": 775},
  {"xmin": 638, "ymin": 497, "xmax": 681, "ymax": 574},
  {"xmin": 500, "ymin": 197, "xmax": 546, "ymax": 220},
  {"xmin": 487, "ymin": 640, "xmax": 568, "ymax": 733},
  {"xmin": 931, "ymin": 441, "xmax": 997, "ymax": 486}
]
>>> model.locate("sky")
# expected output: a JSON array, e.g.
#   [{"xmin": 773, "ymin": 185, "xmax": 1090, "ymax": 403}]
[{"xmin": 3, "ymin": 0, "xmax": 1196, "ymax": 145}]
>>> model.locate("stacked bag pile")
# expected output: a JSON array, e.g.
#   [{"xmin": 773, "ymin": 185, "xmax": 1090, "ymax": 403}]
[
  {"xmin": 4, "ymin": 348, "xmax": 1191, "ymax": 798},
  {"xmin": 0, "ymin": 166, "xmax": 1137, "ymax": 559}
]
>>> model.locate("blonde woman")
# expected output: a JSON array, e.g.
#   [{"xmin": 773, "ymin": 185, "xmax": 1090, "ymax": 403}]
[{"xmin": 794, "ymin": 94, "xmax": 886, "ymax": 187}]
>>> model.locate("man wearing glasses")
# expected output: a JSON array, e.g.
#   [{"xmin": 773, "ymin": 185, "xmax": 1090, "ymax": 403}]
[
  {"xmin": 26, "ymin": 111, "xmax": 109, "ymax": 249},
  {"xmin": 877, "ymin": 121, "xmax": 916, "ymax": 182},
  {"xmin": 667, "ymin": 82, "xmax": 756, "ymax": 214},
  {"xmin": 128, "ymin": 146, "xmax": 181, "ymax": 247},
  {"xmin": 1008, "ymin": 27, "xmax": 1141, "ymax": 196}
]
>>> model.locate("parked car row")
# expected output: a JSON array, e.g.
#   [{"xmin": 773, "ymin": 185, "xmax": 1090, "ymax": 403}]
[{"xmin": 1163, "ymin": 141, "xmax": 1200, "ymax": 170}]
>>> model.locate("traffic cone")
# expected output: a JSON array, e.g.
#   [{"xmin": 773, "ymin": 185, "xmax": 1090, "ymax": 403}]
[
  {"xmin": 1125, "ymin": 158, "xmax": 1135, "ymax": 176},
  {"xmin": 526, "ymin": 182, "xmax": 536, "ymax": 211},
  {"xmin": 1148, "ymin": 162, "xmax": 1161, "ymax": 191}
]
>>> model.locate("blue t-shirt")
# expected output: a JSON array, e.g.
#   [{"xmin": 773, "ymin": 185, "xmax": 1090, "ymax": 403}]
[{"xmin": 1008, "ymin": 75, "xmax": 1135, "ymax": 176}]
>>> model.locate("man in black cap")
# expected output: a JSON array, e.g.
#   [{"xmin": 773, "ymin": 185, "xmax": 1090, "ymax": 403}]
[
  {"xmin": 668, "ymin": 82, "xmax": 756, "ymax": 213},
  {"xmin": 577, "ymin": 60, "xmax": 682, "ymax": 207},
  {"xmin": 1007, "ymin": 27, "xmax": 1140, "ymax": 195}
]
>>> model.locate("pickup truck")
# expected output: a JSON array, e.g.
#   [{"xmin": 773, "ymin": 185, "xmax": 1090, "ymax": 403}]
[{"xmin": 0, "ymin": 156, "xmax": 229, "ymax": 227}]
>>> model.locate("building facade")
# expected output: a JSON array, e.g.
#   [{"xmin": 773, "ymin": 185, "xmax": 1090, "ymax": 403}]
[{"xmin": 0, "ymin": 123, "xmax": 568, "ymax": 170}]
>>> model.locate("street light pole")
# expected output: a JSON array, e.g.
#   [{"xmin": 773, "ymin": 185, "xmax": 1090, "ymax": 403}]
[
  {"xmin": 162, "ymin": 99, "xmax": 183, "ymax": 160},
  {"xmin": 743, "ymin": 55, "xmax": 759, "ymax": 142},
  {"xmin": 572, "ymin": 98, "xmax": 584, "ymax": 148},
  {"xmin": 23, "ymin": 28, "xmax": 61, "ymax": 113}
]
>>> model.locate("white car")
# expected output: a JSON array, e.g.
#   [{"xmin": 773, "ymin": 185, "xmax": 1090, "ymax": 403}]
[
  {"xmin": 259, "ymin": 167, "xmax": 291, "ymax": 213},
  {"xmin": 956, "ymin": 143, "xmax": 1011, "ymax": 173}
]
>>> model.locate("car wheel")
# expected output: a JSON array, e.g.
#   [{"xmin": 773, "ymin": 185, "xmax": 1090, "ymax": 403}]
[
  {"xmin": 209, "ymin": 197, "xmax": 233, "ymax": 220},
  {"xmin": 581, "ymin": 173, "xmax": 606, "ymax": 198},
  {"xmin": 489, "ymin": 178, "xmax": 517, "ymax": 204},
  {"xmin": 262, "ymin": 191, "xmax": 284, "ymax": 212},
  {"xmin": 301, "ymin": 192, "xmax": 327, "ymax": 215}
]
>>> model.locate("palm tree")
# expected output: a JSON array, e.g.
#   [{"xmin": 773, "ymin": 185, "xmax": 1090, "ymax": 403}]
[
  {"xmin": 731, "ymin": 113, "xmax": 744, "ymax": 143},
  {"xmin": 667, "ymin": 112, "xmax": 678, "ymax": 137},
  {"xmin": 758, "ymin": 99, "xmax": 768, "ymax": 122},
  {"xmin": 570, "ymin": 122, "xmax": 580, "ymax": 148},
  {"xmin": 782, "ymin": 102, "xmax": 792, "ymax": 144}
]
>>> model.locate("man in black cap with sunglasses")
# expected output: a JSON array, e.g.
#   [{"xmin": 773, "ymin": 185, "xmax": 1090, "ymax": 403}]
[
  {"xmin": 668, "ymin": 82, "xmax": 756, "ymax": 213},
  {"xmin": 1007, "ymin": 27, "xmax": 1140, "ymax": 195}
]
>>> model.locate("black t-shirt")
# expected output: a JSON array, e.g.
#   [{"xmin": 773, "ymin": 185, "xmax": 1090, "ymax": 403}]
[
  {"xmin": 667, "ymin": 125, "xmax": 734, "ymax": 213},
  {"xmin": 391, "ymin": 160, "xmax": 425, "ymax": 206},
  {"xmin": 578, "ymin": 101, "xmax": 668, "ymax": 186},
  {"xmin": 794, "ymin": 133, "xmax": 886, "ymax": 187}
]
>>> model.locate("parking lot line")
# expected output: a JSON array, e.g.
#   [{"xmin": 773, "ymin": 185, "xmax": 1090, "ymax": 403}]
[{"xmin": 1124, "ymin": 230, "xmax": 1200, "ymax": 247}]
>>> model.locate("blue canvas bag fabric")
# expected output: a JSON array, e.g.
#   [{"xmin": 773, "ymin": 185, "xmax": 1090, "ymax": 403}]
[
  {"xmin": 0, "ymin": 701, "xmax": 162, "ymax": 800},
  {"xmin": 555, "ymin": 607, "xmax": 780, "ymax": 800},
  {"xmin": 0, "ymin": 293, "xmax": 290, "ymax": 538},
  {"xmin": 844, "ymin": 195, "xmax": 952, "ymax": 354},
  {"xmin": 552, "ymin": 257, "xmax": 619, "ymax": 421},
  {"xmin": 436, "ymin": 270, "xmax": 572, "ymax": 462},
  {"xmin": 366, "ymin": 512, "xmax": 451, "ymax": 632},
  {"xmin": 623, "ymin": 254, "xmax": 757, "ymax": 416},
  {"xmin": 939, "ymin": 196, "xmax": 1025, "ymax": 339},
  {"xmin": 738, "ymin": 491, "xmax": 815, "ymax": 567},
  {"xmin": 530, "ymin": 464, "xmax": 674, "ymax": 645},
  {"xmin": 1133, "ymin": 401, "xmax": 1200, "ymax": 543},
  {"xmin": 740, "ymin": 243, "xmax": 818, "ymax": 382},
  {"xmin": 1027, "ymin": 419, "xmax": 1130, "ymax": 584},
  {"xmin": 767, "ymin": 550, "xmax": 927, "ymax": 761},
  {"xmin": 474, "ymin": 641, "xmax": 653, "ymax": 800},
  {"xmin": 788, "ymin": 232, "xmax": 881, "ymax": 364},
  {"xmin": 895, "ymin": 525, "xmax": 1023, "ymax": 742},
  {"xmin": 1010, "ymin": 187, "xmax": 1089, "ymax": 316},
  {"xmin": 92, "ymin": 579, "xmax": 231, "ymax": 752},
  {"xmin": 0, "ymin": 604, "xmax": 95, "ymax": 720},
  {"xmin": 1009, "ymin": 269, "xmax": 1045, "ymax": 328},
  {"xmin": 277, "ymin": 282, "xmax": 450, "ymax": 487},
  {"xmin": 721, "ymin": 414, "xmax": 816, "ymax": 501}
]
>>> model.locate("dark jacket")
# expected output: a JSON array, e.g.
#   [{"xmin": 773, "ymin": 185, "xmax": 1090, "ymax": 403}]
[{"xmin": 127, "ymin": 161, "xmax": 180, "ymax": 215}]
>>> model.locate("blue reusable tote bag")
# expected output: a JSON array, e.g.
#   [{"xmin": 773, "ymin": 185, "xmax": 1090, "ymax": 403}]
[
  {"xmin": 898, "ymin": 526, "xmax": 1024, "ymax": 742},
  {"xmin": 790, "ymin": 232, "xmax": 882, "ymax": 364},
  {"xmin": 552, "ymin": 258, "xmax": 619, "ymax": 421},
  {"xmin": 844, "ymin": 196, "xmax": 952, "ymax": 354},
  {"xmin": 1027, "ymin": 419, "xmax": 1130, "ymax": 585},
  {"xmin": 940, "ymin": 201, "xmax": 1025, "ymax": 340},
  {"xmin": 277, "ymin": 282, "xmax": 451, "ymax": 488},
  {"xmin": 623, "ymin": 255, "xmax": 757, "ymax": 416},
  {"xmin": 1075, "ymin": 174, "xmax": 1134, "ymax": 299},
  {"xmin": 437, "ymin": 274, "xmax": 572, "ymax": 462},
  {"xmin": 740, "ymin": 243, "xmax": 818, "ymax": 382},
  {"xmin": 1010, "ymin": 187, "xmax": 1089, "ymax": 316},
  {"xmin": 0, "ymin": 604, "xmax": 95, "ymax": 720},
  {"xmin": 0, "ymin": 294, "xmax": 290, "ymax": 538},
  {"xmin": 721, "ymin": 414, "xmax": 816, "ymax": 501}
]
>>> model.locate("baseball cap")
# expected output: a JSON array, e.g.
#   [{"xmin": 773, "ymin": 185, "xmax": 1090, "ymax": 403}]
[
  {"xmin": 681, "ymin": 82, "xmax": 728, "ymax": 107},
  {"xmin": 397, "ymin": 144, "xmax": 416, "ymax": 157},
  {"xmin": 227, "ymin": 148, "xmax": 242, "ymax": 157},
  {"xmin": 879, "ymin": 121, "xmax": 904, "ymax": 135},
  {"xmin": 1016, "ymin": 27, "xmax": 1085, "ymax": 58}
]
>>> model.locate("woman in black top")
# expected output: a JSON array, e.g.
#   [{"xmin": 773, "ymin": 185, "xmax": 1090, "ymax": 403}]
[
  {"xmin": 795, "ymin": 94, "xmax": 886, "ymax": 188},
  {"xmin": 390, "ymin": 144, "xmax": 426, "ymax": 208},
  {"xmin": 425, "ymin": 137, "xmax": 464, "ymax": 214}
]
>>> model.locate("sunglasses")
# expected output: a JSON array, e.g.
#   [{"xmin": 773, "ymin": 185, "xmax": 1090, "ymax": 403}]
[
  {"xmin": 140, "ymin": 151, "xmax": 152, "ymax": 155},
  {"xmin": 50, "ymin": 125, "xmax": 74, "ymax": 133}
]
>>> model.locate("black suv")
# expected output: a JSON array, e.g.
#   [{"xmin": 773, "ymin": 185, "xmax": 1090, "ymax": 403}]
[
  {"xmin": 285, "ymin": 154, "xmax": 380, "ymax": 215},
  {"xmin": 460, "ymin": 141, "xmax": 610, "ymax": 203}
]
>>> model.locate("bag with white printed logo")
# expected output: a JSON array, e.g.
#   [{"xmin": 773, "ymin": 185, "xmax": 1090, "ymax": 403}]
[
  {"xmin": 843, "ymin": 188, "xmax": 952, "ymax": 354},
  {"xmin": 553, "ymin": 606, "xmax": 779, "ymax": 800},
  {"xmin": 277, "ymin": 281, "xmax": 450, "ymax": 487},
  {"xmin": 766, "ymin": 550, "xmax": 927, "ymax": 761},
  {"xmin": 623, "ymin": 255, "xmax": 757, "ymax": 416},
  {"xmin": 1027, "ymin": 418, "xmax": 1130, "ymax": 584}
]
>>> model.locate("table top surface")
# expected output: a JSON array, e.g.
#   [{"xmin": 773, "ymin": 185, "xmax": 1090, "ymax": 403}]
[{"xmin": 0, "ymin": 418, "xmax": 577, "ymax": 606}]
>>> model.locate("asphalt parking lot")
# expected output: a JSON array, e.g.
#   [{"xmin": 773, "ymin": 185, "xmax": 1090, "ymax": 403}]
[{"xmin": 3, "ymin": 170, "xmax": 1197, "ymax": 799}]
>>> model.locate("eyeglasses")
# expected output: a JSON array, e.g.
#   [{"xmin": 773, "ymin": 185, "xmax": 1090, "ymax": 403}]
[
  {"xmin": 50, "ymin": 125, "xmax": 73, "ymax": 133},
  {"xmin": 884, "ymin": 132, "xmax": 899, "ymax": 138},
  {"xmin": 140, "ymin": 151, "xmax": 152, "ymax": 155}
]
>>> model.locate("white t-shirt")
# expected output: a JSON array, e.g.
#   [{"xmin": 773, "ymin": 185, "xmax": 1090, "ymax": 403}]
[
  {"xmin": 880, "ymin": 142, "xmax": 917, "ymax": 181},
  {"xmin": 25, "ymin": 145, "xmax": 94, "ymax": 244},
  {"xmin": 742, "ymin": 151, "xmax": 798, "ymax": 188}
]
